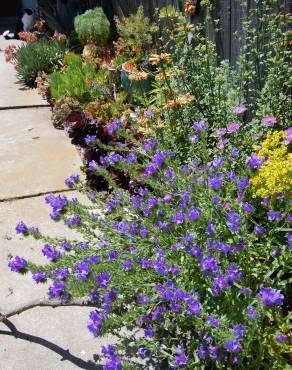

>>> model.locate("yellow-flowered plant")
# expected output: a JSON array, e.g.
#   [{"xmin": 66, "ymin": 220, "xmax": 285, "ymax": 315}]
[{"xmin": 251, "ymin": 131, "xmax": 292, "ymax": 198}]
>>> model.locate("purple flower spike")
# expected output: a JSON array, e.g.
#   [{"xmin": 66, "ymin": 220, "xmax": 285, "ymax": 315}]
[
  {"xmin": 194, "ymin": 120, "xmax": 206, "ymax": 131},
  {"xmin": 224, "ymin": 338, "xmax": 242, "ymax": 353},
  {"xmin": 32, "ymin": 271, "xmax": 46, "ymax": 283},
  {"xmin": 227, "ymin": 122, "xmax": 241, "ymax": 133},
  {"xmin": 8, "ymin": 256, "xmax": 27, "ymax": 272}
]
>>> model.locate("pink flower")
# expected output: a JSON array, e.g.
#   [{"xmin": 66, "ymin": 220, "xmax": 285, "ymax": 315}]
[
  {"xmin": 261, "ymin": 115, "xmax": 277, "ymax": 127},
  {"xmin": 227, "ymin": 122, "xmax": 241, "ymax": 133},
  {"xmin": 213, "ymin": 128, "xmax": 226, "ymax": 138},
  {"xmin": 233, "ymin": 106, "xmax": 247, "ymax": 115},
  {"xmin": 283, "ymin": 127, "xmax": 292, "ymax": 145}
]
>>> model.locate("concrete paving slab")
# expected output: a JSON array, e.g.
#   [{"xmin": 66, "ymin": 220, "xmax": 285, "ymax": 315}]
[
  {"xmin": 0, "ymin": 107, "xmax": 81, "ymax": 200},
  {"xmin": 0, "ymin": 36, "xmax": 48, "ymax": 108},
  {"xmin": 0, "ymin": 193, "xmax": 115, "ymax": 370}
]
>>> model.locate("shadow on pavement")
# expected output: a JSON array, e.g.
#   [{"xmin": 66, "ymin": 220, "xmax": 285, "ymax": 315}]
[{"xmin": 0, "ymin": 319, "xmax": 102, "ymax": 369}]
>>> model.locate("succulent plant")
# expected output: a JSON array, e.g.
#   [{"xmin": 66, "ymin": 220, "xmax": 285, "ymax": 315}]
[{"xmin": 51, "ymin": 96, "xmax": 80, "ymax": 129}]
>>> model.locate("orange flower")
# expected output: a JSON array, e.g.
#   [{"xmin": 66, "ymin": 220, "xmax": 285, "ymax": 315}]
[
  {"xmin": 4, "ymin": 44, "xmax": 16, "ymax": 63},
  {"xmin": 149, "ymin": 53, "xmax": 172, "ymax": 65},
  {"xmin": 184, "ymin": 0, "xmax": 197, "ymax": 16},
  {"xmin": 128, "ymin": 71, "xmax": 149, "ymax": 81},
  {"xmin": 52, "ymin": 32, "xmax": 67, "ymax": 42},
  {"xmin": 165, "ymin": 94, "xmax": 195, "ymax": 109},
  {"xmin": 155, "ymin": 70, "xmax": 173, "ymax": 81},
  {"xmin": 18, "ymin": 31, "xmax": 37, "ymax": 43},
  {"xmin": 34, "ymin": 19, "xmax": 45, "ymax": 31}
]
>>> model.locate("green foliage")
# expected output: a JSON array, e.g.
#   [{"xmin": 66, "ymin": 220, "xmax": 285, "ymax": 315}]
[
  {"xmin": 38, "ymin": 0, "xmax": 79, "ymax": 33},
  {"xmin": 74, "ymin": 7, "xmax": 110, "ymax": 45},
  {"xmin": 14, "ymin": 40, "xmax": 67, "ymax": 87},
  {"xmin": 50, "ymin": 54, "xmax": 103, "ymax": 104},
  {"xmin": 115, "ymin": 6, "xmax": 158, "ymax": 56},
  {"xmin": 236, "ymin": 0, "xmax": 292, "ymax": 128}
]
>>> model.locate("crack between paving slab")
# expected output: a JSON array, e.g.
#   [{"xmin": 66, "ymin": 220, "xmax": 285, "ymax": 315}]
[
  {"xmin": 0, "ymin": 104, "xmax": 49, "ymax": 110},
  {"xmin": 0, "ymin": 189, "xmax": 73, "ymax": 203}
]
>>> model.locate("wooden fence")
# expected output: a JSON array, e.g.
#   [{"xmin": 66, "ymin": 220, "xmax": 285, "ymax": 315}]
[{"xmin": 96, "ymin": 0, "xmax": 291, "ymax": 65}]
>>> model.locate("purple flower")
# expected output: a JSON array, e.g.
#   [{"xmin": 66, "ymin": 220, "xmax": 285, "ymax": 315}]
[
  {"xmin": 213, "ymin": 128, "xmax": 226, "ymax": 137},
  {"xmin": 64, "ymin": 174, "xmax": 79, "ymax": 187},
  {"xmin": 126, "ymin": 152, "xmax": 137, "ymax": 164},
  {"xmin": 259, "ymin": 286, "xmax": 284, "ymax": 306},
  {"xmin": 32, "ymin": 271, "xmax": 46, "ymax": 283},
  {"xmin": 187, "ymin": 246, "xmax": 203, "ymax": 260},
  {"xmin": 224, "ymin": 338, "xmax": 241, "ymax": 353},
  {"xmin": 173, "ymin": 212, "xmax": 185, "ymax": 225},
  {"xmin": 201, "ymin": 255, "xmax": 220, "ymax": 275},
  {"xmin": 60, "ymin": 241, "xmax": 72, "ymax": 250},
  {"xmin": 242, "ymin": 202, "xmax": 254, "ymax": 213},
  {"xmin": 145, "ymin": 109, "xmax": 153, "ymax": 118},
  {"xmin": 233, "ymin": 106, "xmax": 247, "ymax": 115},
  {"xmin": 84, "ymin": 134, "xmax": 96, "ymax": 145},
  {"xmin": 208, "ymin": 173, "xmax": 223, "ymax": 190},
  {"xmin": 137, "ymin": 347, "xmax": 148, "ymax": 358},
  {"xmin": 42, "ymin": 244, "xmax": 60, "ymax": 261},
  {"xmin": 212, "ymin": 275, "xmax": 226, "ymax": 296},
  {"xmin": 173, "ymin": 346, "xmax": 187, "ymax": 366},
  {"xmin": 267, "ymin": 210, "xmax": 282, "ymax": 221},
  {"xmin": 208, "ymin": 315, "xmax": 221, "ymax": 328},
  {"xmin": 227, "ymin": 122, "xmax": 241, "ymax": 133},
  {"xmin": 48, "ymin": 281, "xmax": 65, "ymax": 298},
  {"xmin": 87, "ymin": 310, "xmax": 104, "ymax": 337},
  {"xmin": 283, "ymin": 127, "xmax": 292, "ymax": 144},
  {"xmin": 142, "ymin": 139, "xmax": 157, "ymax": 151},
  {"xmin": 226, "ymin": 263, "xmax": 242, "ymax": 284},
  {"xmin": 15, "ymin": 221, "xmax": 28, "ymax": 234},
  {"xmin": 187, "ymin": 207, "xmax": 200, "ymax": 221},
  {"xmin": 275, "ymin": 335, "xmax": 286, "ymax": 343},
  {"xmin": 261, "ymin": 115, "xmax": 277, "ymax": 127},
  {"xmin": 152, "ymin": 150, "xmax": 165, "ymax": 167},
  {"xmin": 122, "ymin": 260, "xmax": 132, "ymax": 271},
  {"xmin": 194, "ymin": 120, "xmax": 206, "ymax": 131},
  {"xmin": 66, "ymin": 214, "xmax": 81, "ymax": 225},
  {"xmin": 163, "ymin": 194, "xmax": 172, "ymax": 203},
  {"xmin": 285, "ymin": 232, "xmax": 292, "ymax": 249},
  {"xmin": 246, "ymin": 154, "xmax": 263, "ymax": 169},
  {"xmin": 53, "ymin": 267, "xmax": 69, "ymax": 280},
  {"xmin": 246, "ymin": 305, "xmax": 257, "ymax": 320},
  {"xmin": 88, "ymin": 160, "xmax": 98, "ymax": 171},
  {"xmin": 255, "ymin": 224, "xmax": 265, "ymax": 235},
  {"xmin": 186, "ymin": 298, "xmax": 201, "ymax": 316},
  {"xmin": 190, "ymin": 134, "xmax": 199, "ymax": 143},
  {"xmin": 144, "ymin": 326, "xmax": 154, "ymax": 338},
  {"xmin": 106, "ymin": 118, "xmax": 121, "ymax": 134},
  {"xmin": 261, "ymin": 197, "xmax": 269, "ymax": 206},
  {"xmin": 230, "ymin": 148, "xmax": 239, "ymax": 157},
  {"xmin": 237, "ymin": 177, "xmax": 250, "ymax": 191},
  {"xmin": 8, "ymin": 256, "xmax": 27, "ymax": 272},
  {"xmin": 96, "ymin": 272, "xmax": 111, "ymax": 289},
  {"xmin": 102, "ymin": 344, "xmax": 116, "ymax": 357},
  {"xmin": 75, "ymin": 262, "xmax": 91, "ymax": 280},
  {"xmin": 144, "ymin": 163, "xmax": 158, "ymax": 178},
  {"xmin": 104, "ymin": 354, "xmax": 122, "ymax": 370},
  {"xmin": 272, "ymin": 248, "xmax": 282, "ymax": 257},
  {"xmin": 198, "ymin": 345, "xmax": 208, "ymax": 359}
]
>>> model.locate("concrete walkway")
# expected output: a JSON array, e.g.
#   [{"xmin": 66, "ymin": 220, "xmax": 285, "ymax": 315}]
[{"xmin": 0, "ymin": 37, "xmax": 113, "ymax": 369}]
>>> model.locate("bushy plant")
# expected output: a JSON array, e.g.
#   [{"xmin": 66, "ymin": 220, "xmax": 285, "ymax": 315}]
[
  {"xmin": 114, "ymin": 6, "xmax": 158, "ymax": 60},
  {"xmin": 50, "ymin": 54, "xmax": 102, "ymax": 104},
  {"xmin": 51, "ymin": 96, "xmax": 80, "ymax": 129},
  {"xmin": 7, "ymin": 119, "xmax": 291, "ymax": 369},
  {"xmin": 74, "ymin": 7, "xmax": 110, "ymax": 45},
  {"xmin": 13, "ymin": 40, "xmax": 67, "ymax": 87}
]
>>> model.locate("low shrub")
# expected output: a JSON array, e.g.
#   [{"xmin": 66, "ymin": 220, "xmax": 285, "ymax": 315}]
[
  {"xmin": 9, "ymin": 122, "xmax": 291, "ymax": 369},
  {"xmin": 13, "ymin": 40, "xmax": 67, "ymax": 87},
  {"xmin": 49, "ymin": 54, "xmax": 101, "ymax": 104},
  {"xmin": 74, "ymin": 7, "xmax": 110, "ymax": 46}
]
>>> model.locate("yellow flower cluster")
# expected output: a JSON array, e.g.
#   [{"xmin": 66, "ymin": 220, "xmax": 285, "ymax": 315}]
[
  {"xmin": 250, "ymin": 131, "xmax": 292, "ymax": 198},
  {"xmin": 128, "ymin": 71, "xmax": 149, "ymax": 81}
]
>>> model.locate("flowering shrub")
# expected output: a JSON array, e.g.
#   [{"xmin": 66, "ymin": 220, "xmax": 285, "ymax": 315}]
[
  {"xmin": 250, "ymin": 129, "xmax": 292, "ymax": 198},
  {"xmin": 8, "ymin": 121, "xmax": 291, "ymax": 369}
]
